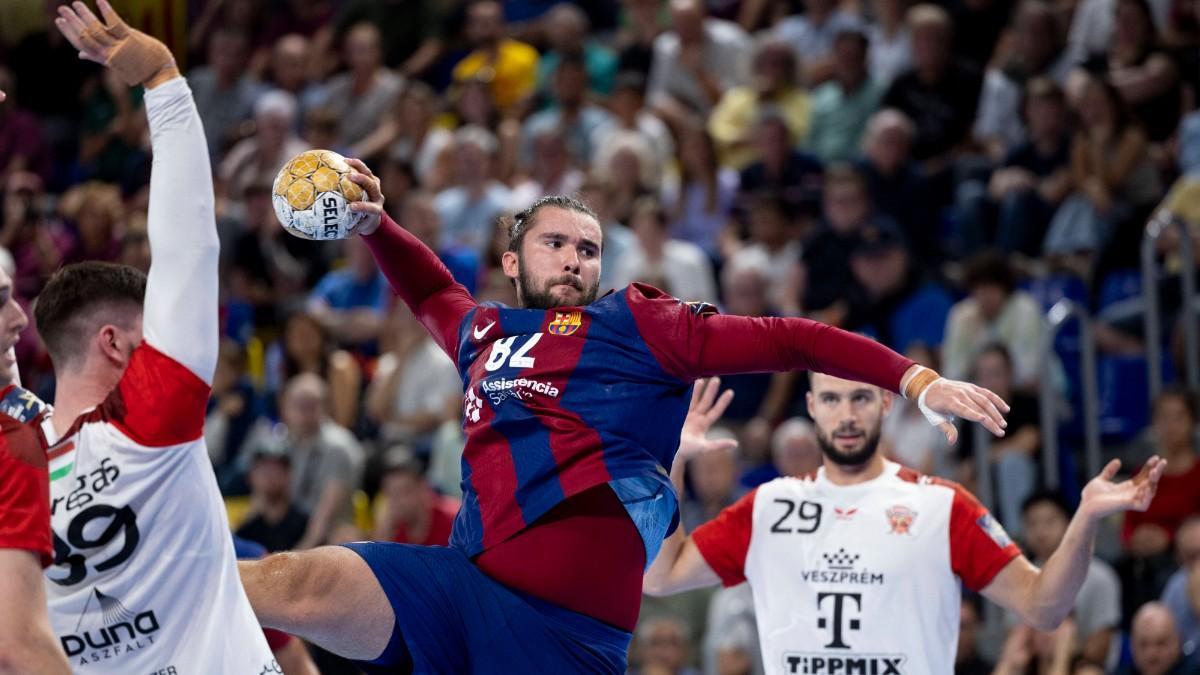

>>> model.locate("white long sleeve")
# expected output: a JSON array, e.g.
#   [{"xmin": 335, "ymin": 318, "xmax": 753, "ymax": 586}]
[{"xmin": 141, "ymin": 77, "xmax": 219, "ymax": 385}]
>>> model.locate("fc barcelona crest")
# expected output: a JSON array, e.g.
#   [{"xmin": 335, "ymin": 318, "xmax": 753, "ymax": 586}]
[{"xmin": 548, "ymin": 311, "xmax": 582, "ymax": 336}]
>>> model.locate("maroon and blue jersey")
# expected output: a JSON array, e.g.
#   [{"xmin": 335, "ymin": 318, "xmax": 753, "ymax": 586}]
[{"xmin": 365, "ymin": 213, "xmax": 916, "ymax": 560}]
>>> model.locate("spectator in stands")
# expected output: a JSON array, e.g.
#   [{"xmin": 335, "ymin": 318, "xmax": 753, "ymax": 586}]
[
  {"xmin": 206, "ymin": 339, "xmax": 264, "ymax": 494},
  {"xmin": 854, "ymin": 109, "xmax": 939, "ymax": 262},
  {"xmin": 434, "ymin": 125, "xmax": 512, "ymax": 257},
  {"xmin": 613, "ymin": 196, "xmax": 718, "ymax": 301},
  {"xmin": 1080, "ymin": 0, "xmax": 1183, "ymax": 144},
  {"xmin": 1, "ymin": 171, "xmax": 72, "ymax": 299},
  {"xmin": 596, "ymin": 71, "xmax": 676, "ymax": 170},
  {"xmin": 453, "ymin": 0, "xmax": 540, "ymax": 113},
  {"xmin": 593, "ymin": 130, "xmax": 661, "ymax": 224},
  {"xmin": 868, "ymin": 0, "xmax": 913, "ymax": 86},
  {"xmin": 882, "ymin": 4, "xmax": 983, "ymax": 168},
  {"xmin": 708, "ymin": 40, "xmax": 810, "ymax": 170},
  {"xmin": 1023, "ymin": 491, "xmax": 1124, "ymax": 667},
  {"xmin": 844, "ymin": 221, "xmax": 954, "ymax": 353},
  {"xmin": 947, "ymin": 0, "xmax": 1016, "ymax": 71},
  {"xmin": 615, "ymin": 0, "xmax": 669, "ymax": 75},
  {"xmin": 1122, "ymin": 602, "xmax": 1197, "ymax": 674},
  {"xmin": 511, "ymin": 128, "xmax": 585, "ymax": 212},
  {"xmin": 536, "ymin": 4, "xmax": 619, "ymax": 97},
  {"xmin": 956, "ymin": 595, "xmax": 993, "ymax": 675},
  {"xmin": 372, "ymin": 446, "xmax": 460, "ymax": 545},
  {"xmin": 267, "ymin": 34, "xmax": 320, "ymax": 110},
  {"xmin": 701, "ymin": 584, "xmax": 761, "ymax": 675},
  {"xmin": 0, "ymin": 68, "xmax": 52, "ymax": 184},
  {"xmin": 681, "ymin": 426, "xmax": 742, "ymax": 529},
  {"xmin": 736, "ymin": 111, "xmax": 824, "ymax": 225},
  {"xmin": 521, "ymin": 54, "xmax": 614, "ymax": 168},
  {"xmin": 267, "ymin": 310, "xmax": 363, "ymax": 431},
  {"xmin": 219, "ymin": 91, "xmax": 310, "ymax": 210},
  {"xmin": 663, "ymin": 126, "xmax": 737, "ymax": 260},
  {"xmin": 365, "ymin": 302, "xmax": 461, "ymax": 450},
  {"xmin": 965, "ymin": 344, "xmax": 1041, "ymax": 535},
  {"xmin": 236, "ymin": 440, "xmax": 311, "ymax": 552},
  {"xmin": 1123, "ymin": 388, "xmax": 1200, "ymax": 556},
  {"xmin": 942, "ymin": 251, "xmax": 1045, "ymax": 390},
  {"xmin": 313, "ymin": 22, "xmax": 403, "ymax": 148},
  {"xmin": 632, "ymin": 616, "xmax": 701, "ymax": 675},
  {"xmin": 227, "ymin": 181, "xmax": 328, "ymax": 332},
  {"xmin": 1043, "ymin": 73, "xmax": 1161, "ymax": 273},
  {"xmin": 307, "ymin": 236, "xmax": 389, "ymax": 352},
  {"xmin": 647, "ymin": 0, "xmax": 753, "ymax": 125},
  {"xmin": 400, "ymin": 190, "xmax": 479, "ymax": 293},
  {"xmin": 807, "ymin": 29, "xmax": 885, "ymax": 163},
  {"xmin": 728, "ymin": 194, "xmax": 803, "ymax": 314},
  {"xmin": 958, "ymin": 77, "xmax": 1073, "ymax": 258},
  {"xmin": 972, "ymin": 0, "xmax": 1072, "ymax": 161},
  {"xmin": 773, "ymin": 0, "xmax": 864, "ymax": 86},
  {"xmin": 59, "ymin": 180, "xmax": 123, "ymax": 264},
  {"xmin": 272, "ymin": 373, "xmax": 365, "ymax": 549},
  {"xmin": 188, "ymin": 28, "xmax": 261, "ymax": 158},
  {"xmin": 801, "ymin": 164, "xmax": 878, "ymax": 315},
  {"xmin": 577, "ymin": 177, "xmax": 638, "ymax": 291},
  {"xmin": 992, "ymin": 619, "xmax": 1080, "ymax": 675},
  {"xmin": 1161, "ymin": 516, "xmax": 1200, "ymax": 660},
  {"xmin": 771, "ymin": 417, "xmax": 823, "ymax": 479},
  {"xmin": 353, "ymin": 82, "xmax": 454, "ymax": 187}
]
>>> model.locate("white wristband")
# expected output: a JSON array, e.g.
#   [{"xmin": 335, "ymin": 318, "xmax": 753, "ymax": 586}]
[{"xmin": 916, "ymin": 378, "xmax": 952, "ymax": 428}]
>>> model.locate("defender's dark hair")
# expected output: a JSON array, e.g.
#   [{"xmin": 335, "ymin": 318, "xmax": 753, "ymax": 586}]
[
  {"xmin": 33, "ymin": 262, "xmax": 147, "ymax": 366},
  {"xmin": 506, "ymin": 194, "xmax": 599, "ymax": 254}
]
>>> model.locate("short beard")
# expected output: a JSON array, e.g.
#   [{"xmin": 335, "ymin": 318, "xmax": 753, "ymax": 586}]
[
  {"xmin": 516, "ymin": 257, "xmax": 599, "ymax": 310},
  {"xmin": 816, "ymin": 424, "xmax": 882, "ymax": 467}
]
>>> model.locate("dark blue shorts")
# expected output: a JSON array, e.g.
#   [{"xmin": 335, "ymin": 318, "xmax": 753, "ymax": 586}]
[{"xmin": 343, "ymin": 542, "xmax": 632, "ymax": 674}]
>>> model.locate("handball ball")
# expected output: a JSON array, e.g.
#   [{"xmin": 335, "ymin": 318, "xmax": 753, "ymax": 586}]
[{"xmin": 272, "ymin": 149, "xmax": 366, "ymax": 240}]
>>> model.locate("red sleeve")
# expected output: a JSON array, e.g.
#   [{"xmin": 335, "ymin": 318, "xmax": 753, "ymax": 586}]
[
  {"xmin": 263, "ymin": 628, "xmax": 293, "ymax": 651},
  {"xmin": 363, "ymin": 212, "xmax": 477, "ymax": 362},
  {"xmin": 0, "ymin": 414, "xmax": 52, "ymax": 567},
  {"xmin": 109, "ymin": 343, "xmax": 210, "ymax": 447},
  {"xmin": 626, "ymin": 284, "xmax": 915, "ymax": 392},
  {"xmin": 944, "ymin": 480, "xmax": 1022, "ymax": 591},
  {"xmin": 692, "ymin": 488, "xmax": 757, "ymax": 587}
]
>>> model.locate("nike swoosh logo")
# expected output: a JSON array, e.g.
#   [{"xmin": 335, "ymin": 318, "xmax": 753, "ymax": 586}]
[{"xmin": 473, "ymin": 321, "xmax": 496, "ymax": 340}]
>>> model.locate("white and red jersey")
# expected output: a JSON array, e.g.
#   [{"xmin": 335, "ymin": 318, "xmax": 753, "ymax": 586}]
[
  {"xmin": 692, "ymin": 461, "xmax": 1021, "ymax": 675},
  {"xmin": 37, "ymin": 78, "xmax": 275, "ymax": 673}
]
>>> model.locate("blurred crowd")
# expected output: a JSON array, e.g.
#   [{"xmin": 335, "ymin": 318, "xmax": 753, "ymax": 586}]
[{"xmin": 2, "ymin": 0, "xmax": 1200, "ymax": 672}]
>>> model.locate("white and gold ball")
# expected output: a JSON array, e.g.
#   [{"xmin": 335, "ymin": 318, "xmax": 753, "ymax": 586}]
[{"xmin": 272, "ymin": 149, "xmax": 366, "ymax": 240}]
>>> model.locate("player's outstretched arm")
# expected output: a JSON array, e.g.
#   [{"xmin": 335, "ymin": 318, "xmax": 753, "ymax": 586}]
[
  {"xmin": 343, "ymin": 160, "xmax": 477, "ymax": 362},
  {"xmin": 628, "ymin": 288, "xmax": 1010, "ymax": 444},
  {"xmin": 644, "ymin": 378, "xmax": 735, "ymax": 596},
  {"xmin": 982, "ymin": 457, "xmax": 1167, "ymax": 630},
  {"xmin": 0, "ymin": 551, "xmax": 70, "ymax": 675},
  {"xmin": 57, "ymin": 0, "xmax": 218, "ymax": 384}
]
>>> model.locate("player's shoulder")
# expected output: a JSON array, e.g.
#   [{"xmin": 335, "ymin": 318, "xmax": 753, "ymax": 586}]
[
  {"xmin": 755, "ymin": 473, "xmax": 820, "ymax": 499},
  {"xmin": 621, "ymin": 283, "xmax": 719, "ymax": 314},
  {"xmin": 892, "ymin": 464, "xmax": 986, "ymax": 510}
]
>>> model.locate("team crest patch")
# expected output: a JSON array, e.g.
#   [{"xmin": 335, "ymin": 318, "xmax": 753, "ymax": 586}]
[
  {"xmin": 548, "ymin": 311, "xmax": 582, "ymax": 336},
  {"xmin": 976, "ymin": 513, "xmax": 1012, "ymax": 548},
  {"xmin": 886, "ymin": 505, "xmax": 917, "ymax": 535}
]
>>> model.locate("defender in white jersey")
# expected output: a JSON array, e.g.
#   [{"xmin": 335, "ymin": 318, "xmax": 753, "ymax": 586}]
[
  {"xmin": 645, "ymin": 375, "xmax": 1166, "ymax": 675},
  {"xmin": 14, "ymin": 3, "xmax": 276, "ymax": 672}
]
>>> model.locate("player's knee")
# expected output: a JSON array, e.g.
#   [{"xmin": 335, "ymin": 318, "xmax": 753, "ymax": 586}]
[{"xmin": 246, "ymin": 551, "xmax": 329, "ymax": 621}]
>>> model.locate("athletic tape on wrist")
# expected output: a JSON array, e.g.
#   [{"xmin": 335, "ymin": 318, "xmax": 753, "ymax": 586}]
[{"xmin": 917, "ymin": 379, "xmax": 952, "ymax": 428}]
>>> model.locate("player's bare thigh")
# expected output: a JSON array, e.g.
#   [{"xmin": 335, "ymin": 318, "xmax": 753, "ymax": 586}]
[{"xmin": 239, "ymin": 546, "xmax": 394, "ymax": 660}]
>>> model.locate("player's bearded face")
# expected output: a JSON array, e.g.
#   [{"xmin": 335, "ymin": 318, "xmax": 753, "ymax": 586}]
[
  {"xmin": 516, "ymin": 254, "xmax": 600, "ymax": 310},
  {"xmin": 815, "ymin": 416, "xmax": 883, "ymax": 467}
]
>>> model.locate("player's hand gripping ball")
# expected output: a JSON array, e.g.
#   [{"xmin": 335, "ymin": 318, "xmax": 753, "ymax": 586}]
[{"xmin": 273, "ymin": 149, "xmax": 366, "ymax": 240}]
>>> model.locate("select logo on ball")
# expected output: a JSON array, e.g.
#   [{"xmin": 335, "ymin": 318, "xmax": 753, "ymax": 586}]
[{"xmin": 273, "ymin": 149, "xmax": 365, "ymax": 240}]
